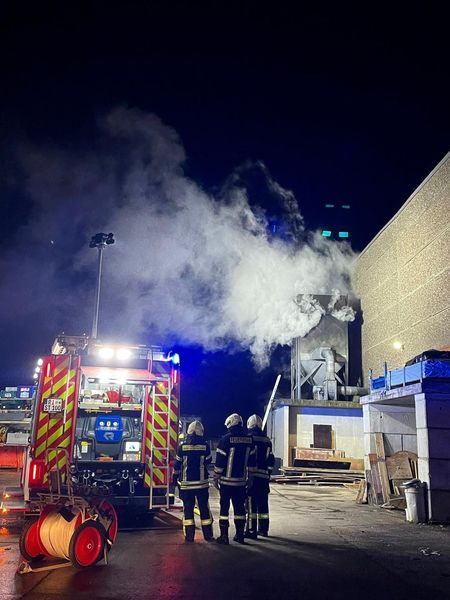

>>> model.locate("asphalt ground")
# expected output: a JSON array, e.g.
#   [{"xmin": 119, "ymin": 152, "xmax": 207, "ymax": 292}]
[{"xmin": 1, "ymin": 470, "xmax": 450, "ymax": 600}]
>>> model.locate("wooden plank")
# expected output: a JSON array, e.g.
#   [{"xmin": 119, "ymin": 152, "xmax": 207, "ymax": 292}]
[
  {"xmin": 355, "ymin": 479, "xmax": 367, "ymax": 504},
  {"xmin": 373, "ymin": 433, "xmax": 391, "ymax": 503},
  {"xmin": 386, "ymin": 451, "xmax": 415, "ymax": 480},
  {"xmin": 368, "ymin": 453, "xmax": 384, "ymax": 504},
  {"xmin": 374, "ymin": 432, "xmax": 386, "ymax": 460},
  {"xmin": 280, "ymin": 466, "xmax": 364, "ymax": 475}
]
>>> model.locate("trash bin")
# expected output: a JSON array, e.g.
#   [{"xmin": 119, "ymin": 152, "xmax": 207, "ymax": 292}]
[{"xmin": 402, "ymin": 479, "xmax": 427, "ymax": 523}]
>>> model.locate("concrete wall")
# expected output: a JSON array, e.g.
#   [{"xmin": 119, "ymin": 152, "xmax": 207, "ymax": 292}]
[
  {"xmin": 362, "ymin": 403, "xmax": 417, "ymax": 464},
  {"xmin": 268, "ymin": 404, "xmax": 364, "ymax": 469},
  {"xmin": 268, "ymin": 405, "xmax": 290, "ymax": 468},
  {"xmin": 354, "ymin": 153, "xmax": 450, "ymax": 382},
  {"xmin": 295, "ymin": 407, "xmax": 364, "ymax": 459}
]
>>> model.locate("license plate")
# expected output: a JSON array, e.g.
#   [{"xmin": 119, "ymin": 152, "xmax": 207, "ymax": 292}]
[{"xmin": 43, "ymin": 397, "xmax": 64, "ymax": 413}]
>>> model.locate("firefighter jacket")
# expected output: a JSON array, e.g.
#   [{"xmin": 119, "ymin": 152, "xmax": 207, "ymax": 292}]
[
  {"xmin": 174, "ymin": 433, "xmax": 212, "ymax": 490},
  {"xmin": 214, "ymin": 425, "xmax": 255, "ymax": 487},
  {"xmin": 248, "ymin": 427, "xmax": 274, "ymax": 480}
]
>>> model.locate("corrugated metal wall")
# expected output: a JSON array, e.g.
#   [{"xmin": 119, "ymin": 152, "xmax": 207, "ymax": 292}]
[{"xmin": 354, "ymin": 153, "xmax": 450, "ymax": 382}]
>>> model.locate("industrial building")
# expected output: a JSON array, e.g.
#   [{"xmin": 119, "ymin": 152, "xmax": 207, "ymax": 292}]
[{"xmin": 269, "ymin": 152, "xmax": 450, "ymax": 522}]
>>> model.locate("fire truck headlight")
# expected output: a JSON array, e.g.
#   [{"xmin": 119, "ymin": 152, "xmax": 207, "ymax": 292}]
[
  {"xmin": 99, "ymin": 347, "xmax": 114, "ymax": 359},
  {"xmin": 116, "ymin": 348, "xmax": 132, "ymax": 360}
]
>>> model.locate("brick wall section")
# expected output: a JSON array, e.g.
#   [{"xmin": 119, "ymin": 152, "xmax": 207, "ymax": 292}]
[{"xmin": 354, "ymin": 153, "xmax": 450, "ymax": 382}]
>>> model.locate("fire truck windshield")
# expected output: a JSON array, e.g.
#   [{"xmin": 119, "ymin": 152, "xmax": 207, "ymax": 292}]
[{"xmin": 79, "ymin": 377, "xmax": 146, "ymax": 406}]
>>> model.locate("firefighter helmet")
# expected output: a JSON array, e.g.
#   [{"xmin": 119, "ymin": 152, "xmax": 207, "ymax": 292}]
[
  {"xmin": 187, "ymin": 420, "xmax": 204, "ymax": 436},
  {"xmin": 224, "ymin": 413, "xmax": 243, "ymax": 429},
  {"xmin": 247, "ymin": 414, "xmax": 263, "ymax": 430}
]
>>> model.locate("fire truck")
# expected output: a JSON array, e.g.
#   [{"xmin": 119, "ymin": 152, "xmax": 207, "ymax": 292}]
[
  {"xmin": 1, "ymin": 334, "xmax": 180, "ymax": 569},
  {"xmin": 19, "ymin": 334, "xmax": 180, "ymax": 513}
]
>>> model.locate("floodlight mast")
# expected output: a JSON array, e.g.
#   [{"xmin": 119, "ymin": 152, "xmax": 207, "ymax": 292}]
[{"xmin": 89, "ymin": 232, "xmax": 115, "ymax": 339}]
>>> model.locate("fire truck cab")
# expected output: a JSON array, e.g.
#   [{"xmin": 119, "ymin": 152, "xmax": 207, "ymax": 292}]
[{"xmin": 22, "ymin": 335, "xmax": 180, "ymax": 514}]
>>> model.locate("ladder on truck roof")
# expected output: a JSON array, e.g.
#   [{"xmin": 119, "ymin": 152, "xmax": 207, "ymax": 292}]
[{"xmin": 145, "ymin": 376, "xmax": 173, "ymax": 510}]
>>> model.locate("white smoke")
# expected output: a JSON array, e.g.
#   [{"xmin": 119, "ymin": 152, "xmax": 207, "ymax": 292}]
[{"xmin": 0, "ymin": 106, "xmax": 357, "ymax": 367}]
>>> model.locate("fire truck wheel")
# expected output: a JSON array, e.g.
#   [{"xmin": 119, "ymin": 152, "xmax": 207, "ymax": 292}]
[
  {"xmin": 19, "ymin": 518, "xmax": 44, "ymax": 562},
  {"xmin": 69, "ymin": 521, "xmax": 106, "ymax": 569}
]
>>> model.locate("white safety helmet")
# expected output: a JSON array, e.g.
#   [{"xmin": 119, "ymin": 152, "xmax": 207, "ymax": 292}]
[
  {"xmin": 247, "ymin": 414, "xmax": 263, "ymax": 430},
  {"xmin": 224, "ymin": 413, "xmax": 243, "ymax": 429},
  {"xmin": 187, "ymin": 420, "xmax": 204, "ymax": 436}
]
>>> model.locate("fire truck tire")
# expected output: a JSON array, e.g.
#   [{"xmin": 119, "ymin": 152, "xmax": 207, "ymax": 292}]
[
  {"xmin": 69, "ymin": 521, "xmax": 106, "ymax": 569},
  {"xmin": 19, "ymin": 518, "xmax": 44, "ymax": 562}
]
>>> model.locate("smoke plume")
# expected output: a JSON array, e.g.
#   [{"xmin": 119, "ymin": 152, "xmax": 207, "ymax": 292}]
[{"xmin": 0, "ymin": 107, "xmax": 357, "ymax": 367}]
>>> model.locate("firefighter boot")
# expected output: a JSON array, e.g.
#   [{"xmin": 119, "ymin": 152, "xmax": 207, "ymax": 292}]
[
  {"xmin": 258, "ymin": 517, "xmax": 269, "ymax": 537},
  {"xmin": 233, "ymin": 520, "xmax": 246, "ymax": 544},
  {"xmin": 245, "ymin": 515, "xmax": 258, "ymax": 539},
  {"xmin": 202, "ymin": 524, "xmax": 214, "ymax": 542},
  {"xmin": 216, "ymin": 522, "xmax": 229, "ymax": 545},
  {"xmin": 185, "ymin": 525, "xmax": 195, "ymax": 543}
]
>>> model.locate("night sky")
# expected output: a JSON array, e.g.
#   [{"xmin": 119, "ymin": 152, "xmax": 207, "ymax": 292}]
[{"xmin": 0, "ymin": 2, "xmax": 449, "ymax": 435}]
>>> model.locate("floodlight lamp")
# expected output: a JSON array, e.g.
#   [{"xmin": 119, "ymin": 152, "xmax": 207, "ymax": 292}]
[
  {"xmin": 37, "ymin": 358, "xmax": 43, "ymax": 366},
  {"xmin": 98, "ymin": 347, "xmax": 114, "ymax": 360},
  {"xmin": 116, "ymin": 348, "xmax": 132, "ymax": 360},
  {"xmin": 393, "ymin": 341, "xmax": 403, "ymax": 351}
]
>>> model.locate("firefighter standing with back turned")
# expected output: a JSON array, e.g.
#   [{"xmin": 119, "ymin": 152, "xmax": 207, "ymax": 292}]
[
  {"xmin": 173, "ymin": 420, "xmax": 214, "ymax": 542},
  {"xmin": 245, "ymin": 414, "xmax": 274, "ymax": 538},
  {"xmin": 214, "ymin": 413, "xmax": 255, "ymax": 544}
]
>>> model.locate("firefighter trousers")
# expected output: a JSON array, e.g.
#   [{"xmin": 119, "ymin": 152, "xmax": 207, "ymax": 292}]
[
  {"xmin": 219, "ymin": 484, "xmax": 246, "ymax": 537},
  {"xmin": 180, "ymin": 487, "xmax": 213, "ymax": 541},
  {"xmin": 246, "ymin": 478, "xmax": 270, "ymax": 535}
]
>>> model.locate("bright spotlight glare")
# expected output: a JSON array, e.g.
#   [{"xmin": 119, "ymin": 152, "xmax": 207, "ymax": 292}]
[
  {"xmin": 392, "ymin": 341, "xmax": 403, "ymax": 351},
  {"xmin": 34, "ymin": 367, "xmax": 41, "ymax": 373},
  {"xmin": 99, "ymin": 347, "xmax": 114, "ymax": 359},
  {"xmin": 37, "ymin": 358, "xmax": 43, "ymax": 366},
  {"xmin": 116, "ymin": 348, "xmax": 132, "ymax": 360},
  {"xmin": 171, "ymin": 353, "xmax": 180, "ymax": 366}
]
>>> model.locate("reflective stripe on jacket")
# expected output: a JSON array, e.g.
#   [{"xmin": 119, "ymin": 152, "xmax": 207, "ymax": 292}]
[
  {"xmin": 214, "ymin": 425, "xmax": 255, "ymax": 486},
  {"xmin": 247, "ymin": 428, "xmax": 274, "ymax": 480},
  {"xmin": 174, "ymin": 434, "xmax": 212, "ymax": 490}
]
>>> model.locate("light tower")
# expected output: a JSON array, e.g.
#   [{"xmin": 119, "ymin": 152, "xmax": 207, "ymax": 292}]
[{"xmin": 89, "ymin": 232, "xmax": 115, "ymax": 339}]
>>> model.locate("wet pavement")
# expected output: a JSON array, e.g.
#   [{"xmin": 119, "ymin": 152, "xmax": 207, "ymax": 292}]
[{"xmin": 1, "ymin": 470, "xmax": 450, "ymax": 599}]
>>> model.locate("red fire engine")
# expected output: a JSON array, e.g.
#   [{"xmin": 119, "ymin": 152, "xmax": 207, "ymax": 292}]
[{"xmin": 6, "ymin": 334, "xmax": 180, "ymax": 569}]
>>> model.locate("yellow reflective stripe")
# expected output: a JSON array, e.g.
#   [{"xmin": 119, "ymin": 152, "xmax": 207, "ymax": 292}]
[
  {"xmin": 234, "ymin": 515, "xmax": 246, "ymax": 520},
  {"xmin": 183, "ymin": 519, "xmax": 195, "ymax": 526},
  {"xmin": 46, "ymin": 426, "xmax": 64, "ymax": 447},
  {"xmin": 219, "ymin": 516, "xmax": 229, "ymax": 521},
  {"xmin": 37, "ymin": 423, "xmax": 49, "ymax": 440},
  {"xmin": 182, "ymin": 445, "xmax": 207, "ymax": 451},
  {"xmin": 152, "ymin": 467, "xmax": 165, "ymax": 483},
  {"xmin": 155, "ymin": 397, "xmax": 168, "ymax": 411},
  {"xmin": 153, "ymin": 430, "xmax": 167, "ymax": 447},
  {"xmin": 201, "ymin": 518, "xmax": 213, "ymax": 525},
  {"xmin": 258, "ymin": 514, "xmax": 269, "ymax": 519},
  {"xmin": 144, "ymin": 472, "xmax": 151, "ymax": 487},
  {"xmin": 35, "ymin": 440, "xmax": 47, "ymax": 457},
  {"xmin": 53, "ymin": 358, "xmax": 69, "ymax": 378},
  {"xmin": 153, "ymin": 412, "xmax": 167, "ymax": 429},
  {"xmin": 51, "ymin": 375, "xmax": 68, "ymax": 395}
]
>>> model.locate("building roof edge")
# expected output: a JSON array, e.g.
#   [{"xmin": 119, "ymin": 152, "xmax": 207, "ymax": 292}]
[{"xmin": 358, "ymin": 151, "xmax": 450, "ymax": 258}]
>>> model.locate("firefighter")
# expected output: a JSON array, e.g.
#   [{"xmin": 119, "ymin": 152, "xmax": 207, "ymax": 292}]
[
  {"xmin": 245, "ymin": 414, "xmax": 274, "ymax": 538},
  {"xmin": 173, "ymin": 420, "xmax": 214, "ymax": 543},
  {"xmin": 214, "ymin": 413, "xmax": 255, "ymax": 544}
]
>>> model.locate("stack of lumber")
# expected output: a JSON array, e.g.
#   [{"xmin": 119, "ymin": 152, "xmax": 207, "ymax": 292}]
[
  {"xmin": 366, "ymin": 432, "xmax": 418, "ymax": 509},
  {"xmin": 273, "ymin": 466, "xmax": 365, "ymax": 486}
]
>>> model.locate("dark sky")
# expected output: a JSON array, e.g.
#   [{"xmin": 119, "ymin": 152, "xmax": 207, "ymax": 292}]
[{"xmin": 0, "ymin": 2, "xmax": 449, "ymax": 434}]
